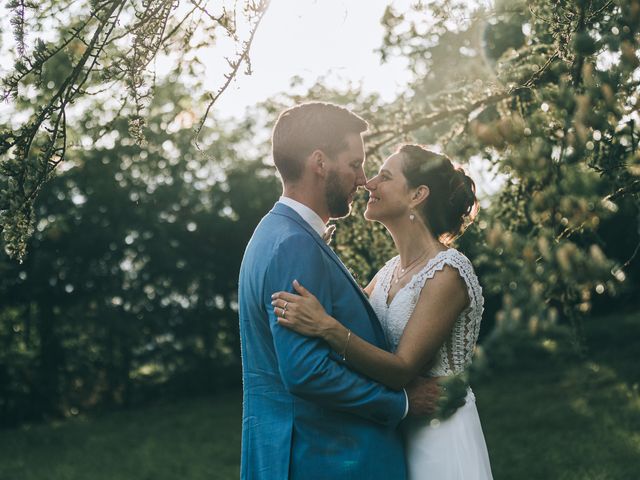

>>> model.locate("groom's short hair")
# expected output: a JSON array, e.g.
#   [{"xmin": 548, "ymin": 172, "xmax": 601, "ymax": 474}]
[{"xmin": 272, "ymin": 102, "xmax": 368, "ymax": 182}]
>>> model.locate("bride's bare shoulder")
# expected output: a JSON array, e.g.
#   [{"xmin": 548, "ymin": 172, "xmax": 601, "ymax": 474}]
[{"xmin": 363, "ymin": 271, "xmax": 379, "ymax": 297}]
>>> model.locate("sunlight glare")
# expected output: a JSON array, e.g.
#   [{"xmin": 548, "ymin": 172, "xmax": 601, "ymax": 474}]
[{"xmin": 208, "ymin": 0, "xmax": 414, "ymax": 118}]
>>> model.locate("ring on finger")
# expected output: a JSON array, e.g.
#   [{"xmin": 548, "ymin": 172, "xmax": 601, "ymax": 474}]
[{"xmin": 283, "ymin": 301, "xmax": 289, "ymax": 312}]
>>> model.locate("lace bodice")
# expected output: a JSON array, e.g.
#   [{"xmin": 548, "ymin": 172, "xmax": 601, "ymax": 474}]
[{"xmin": 369, "ymin": 249, "xmax": 484, "ymax": 377}]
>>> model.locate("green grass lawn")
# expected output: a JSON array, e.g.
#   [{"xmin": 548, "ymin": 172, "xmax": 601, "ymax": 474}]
[
  {"xmin": 1, "ymin": 312, "xmax": 639, "ymax": 480},
  {"xmin": 0, "ymin": 394, "xmax": 243, "ymax": 480},
  {"xmin": 475, "ymin": 311, "xmax": 640, "ymax": 479}
]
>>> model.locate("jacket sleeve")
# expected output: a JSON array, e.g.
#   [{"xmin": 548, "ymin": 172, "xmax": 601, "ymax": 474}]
[{"xmin": 264, "ymin": 233, "xmax": 407, "ymax": 427}]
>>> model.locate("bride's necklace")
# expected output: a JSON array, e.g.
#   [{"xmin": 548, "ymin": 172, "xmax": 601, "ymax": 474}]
[{"xmin": 393, "ymin": 250, "xmax": 430, "ymax": 284}]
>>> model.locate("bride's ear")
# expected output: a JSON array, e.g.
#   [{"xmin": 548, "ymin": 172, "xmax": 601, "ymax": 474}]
[{"xmin": 411, "ymin": 185, "xmax": 430, "ymax": 207}]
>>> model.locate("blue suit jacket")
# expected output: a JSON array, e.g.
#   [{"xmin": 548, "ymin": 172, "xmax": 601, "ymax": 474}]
[{"xmin": 239, "ymin": 202, "xmax": 407, "ymax": 479}]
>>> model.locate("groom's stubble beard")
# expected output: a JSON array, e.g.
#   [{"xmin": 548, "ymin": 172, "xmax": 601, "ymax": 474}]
[{"xmin": 325, "ymin": 169, "xmax": 352, "ymax": 219}]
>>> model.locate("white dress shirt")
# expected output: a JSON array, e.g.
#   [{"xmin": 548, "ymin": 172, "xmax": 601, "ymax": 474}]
[
  {"xmin": 278, "ymin": 196, "xmax": 327, "ymax": 237},
  {"xmin": 277, "ymin": 196, "xmax": 409, "ymax": 418}
]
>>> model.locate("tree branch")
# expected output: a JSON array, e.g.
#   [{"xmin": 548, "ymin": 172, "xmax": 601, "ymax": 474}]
[{"xmin": 194, "ymin": 0, "xmax": 271, "ymax": 139}]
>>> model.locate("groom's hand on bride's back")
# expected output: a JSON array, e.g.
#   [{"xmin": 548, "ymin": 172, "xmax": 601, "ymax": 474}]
[{"xmin": 406, "ymin": 374, "xmax": 467, "ymax": 420}]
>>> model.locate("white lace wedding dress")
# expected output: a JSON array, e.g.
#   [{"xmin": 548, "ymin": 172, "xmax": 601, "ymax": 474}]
[{"xmin": 369, "ymin": 248, "xmax": 493, "ymax": 480}]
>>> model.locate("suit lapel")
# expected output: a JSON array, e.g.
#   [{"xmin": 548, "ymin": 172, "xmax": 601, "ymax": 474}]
[{"xmin": 269, "ymin": 203, "xmax": 389, "ymax": 349}]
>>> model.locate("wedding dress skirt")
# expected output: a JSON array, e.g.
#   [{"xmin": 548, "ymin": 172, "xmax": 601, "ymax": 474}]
[{"xmin": 401, "ymin": 388, "xmax": 493, "ymax": 480}]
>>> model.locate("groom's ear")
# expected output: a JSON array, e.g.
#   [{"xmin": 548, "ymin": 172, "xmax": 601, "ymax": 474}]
[{"xmin": 309, "ymin": 149, "xmax": 328, "ymax": 178}]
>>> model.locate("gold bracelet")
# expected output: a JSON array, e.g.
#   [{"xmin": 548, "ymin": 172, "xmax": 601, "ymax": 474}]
[{"xmin": 341, "ymin": 329, "xmax": 352, "ymax": 362}]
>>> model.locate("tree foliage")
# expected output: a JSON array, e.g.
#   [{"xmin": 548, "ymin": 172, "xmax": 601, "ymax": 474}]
[
  {"xmin": 0, "ymin": 80, "xmax": 279, "ymax": 425},
  {"xmin": 341, "ymin": 0, "xmax": 640, "ymax": 358},
  {"xmin": 0, "ymin": 0, "xmax": 270, "ymax": 261},
  {"xmin": 271, "ymin": 0, "xmax": 640, "ymax": 364},
  {"xmin": 1, "ymin": 0, "xmax": 640, "ymax": 425}
]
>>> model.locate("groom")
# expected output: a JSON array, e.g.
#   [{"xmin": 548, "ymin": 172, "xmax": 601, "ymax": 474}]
[{"xmin": 239, "ymin": 102, "xmax": 448, "ymax": 479}]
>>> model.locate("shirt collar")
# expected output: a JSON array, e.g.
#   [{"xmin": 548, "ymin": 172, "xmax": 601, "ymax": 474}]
[{"xmin": 278, "ymin": 196, "xmax": 327, "ymax": 237}]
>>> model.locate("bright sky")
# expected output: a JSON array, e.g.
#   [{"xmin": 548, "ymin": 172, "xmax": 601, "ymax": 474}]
[
  {"xmin": 204, "ymin": 0, "xmax": 501, "ymax": 200},
  {"xmin": 0, "ymin": 0, "xmax": 501, "ymax": 198},
  {"xmin": 210, "ymin": 0, "xmax": 413, "ymax": 119}
]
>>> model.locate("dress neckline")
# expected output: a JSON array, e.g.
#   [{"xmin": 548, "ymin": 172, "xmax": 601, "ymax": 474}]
[{"xmin": 383, "ymin": 248, "xmax": 455, "ymax": 308}]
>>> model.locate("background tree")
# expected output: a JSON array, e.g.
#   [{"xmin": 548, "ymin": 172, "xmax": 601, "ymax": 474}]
[
  {"xmin": 0, "ymin": 78, "xmax": 279, "ymax": 426},
  {"xmin": 0, "ymin": 0, "xmax": 271, "ymax": 261},
  {"xmin": 2, "ymin": 0, "xmax": 640, "ymax": 427},
  {"xmin": 333, "ymin": 0, "xmax": 640, "ymax": 362}
]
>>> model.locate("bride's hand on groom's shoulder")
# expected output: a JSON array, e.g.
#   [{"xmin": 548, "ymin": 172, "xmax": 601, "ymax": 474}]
[
  {"xmin": 406, "ymin": 374, "xmax": 468, "ymax": 420},
  {"xmin": 272, "ymin": 280, "xmax": 338, "ymax": 340}
]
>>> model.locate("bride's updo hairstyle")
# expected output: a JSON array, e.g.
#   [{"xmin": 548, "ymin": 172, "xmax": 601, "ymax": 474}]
[{"xmin": 399, "ymin": 144, "xmax": 479, "ymax": 244}]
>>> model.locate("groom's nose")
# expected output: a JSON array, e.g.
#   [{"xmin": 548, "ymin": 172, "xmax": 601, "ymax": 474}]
[
  {"xmin": 355, "ymin": 166, "xmax": 367, "ymax": 187},
  {"xmin": 365, "ymin": 176, "xmax": 377, "ymax": 191}
]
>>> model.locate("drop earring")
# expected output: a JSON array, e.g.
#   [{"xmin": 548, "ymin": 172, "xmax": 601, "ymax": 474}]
[{"xmin": 409, "ymin": 210, "xmax": 415, "ymax": 222}]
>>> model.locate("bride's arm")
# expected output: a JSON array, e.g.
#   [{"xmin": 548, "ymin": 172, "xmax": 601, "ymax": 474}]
[{"xmin": 272, "ymin": 267, "xmax": 468, "ymax": 391}]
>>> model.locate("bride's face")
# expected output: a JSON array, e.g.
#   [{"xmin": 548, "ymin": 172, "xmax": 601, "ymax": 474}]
[{"xmin": 364, "ymin": 153, "xmax": 413, "ymax": 223}]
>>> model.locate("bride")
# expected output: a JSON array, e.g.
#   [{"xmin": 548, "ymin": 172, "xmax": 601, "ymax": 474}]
[{"xmin": 272, "ymin": 144, "xmax": 493, "ymax": 479}]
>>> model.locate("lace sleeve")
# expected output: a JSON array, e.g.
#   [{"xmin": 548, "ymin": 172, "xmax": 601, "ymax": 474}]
[{"xmin": 406, "ymin": 249, "xmax": 484, "ymax": 375}]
